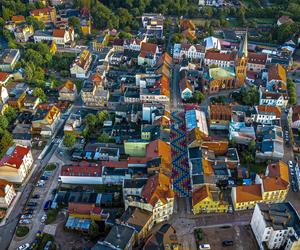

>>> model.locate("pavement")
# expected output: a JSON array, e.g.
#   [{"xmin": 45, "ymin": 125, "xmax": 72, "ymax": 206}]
[{"xmin": 9, "ymin": 152, "xmax": 65, "ymax": 250}]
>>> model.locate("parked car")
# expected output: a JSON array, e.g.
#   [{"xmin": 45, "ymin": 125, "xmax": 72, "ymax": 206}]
[
  {"xmin": 32, "ymin": 194, "xmax": 40, "ymax": 199},
  {"xmin": 41, "ymin": 214, "xmax": 47, "ymax": 223},
  {"xmin": 40, "ymin": 176, "xmax": 48, "ymax": 181},
  {"xmin": 222, "ymin": 240, "xmax": 234, "ymax": 246},
  {"xmin": 27, "ymin": 202, "xmax": 37, "ymax": 207},
  {"xmin": 19, "ymin": 219, "xmax": 31, "ymax": 224},
  {"xmin": 17, "ymin": 243, "xmax": 30, "ymax": 250},
  {"xmin": 44, "ymin": 200, "xmax": 52, "ymax": 210},
  {"xmin": 21, "ymin": 214, "xmax": 32, "ymax": 219},
  {"xmin": 199, "ymin": 244, "xmax": 211, "ymax": 249},
  {"xmin": 44, "ymin": 241, "xmax": 53, "ymax": 250}
]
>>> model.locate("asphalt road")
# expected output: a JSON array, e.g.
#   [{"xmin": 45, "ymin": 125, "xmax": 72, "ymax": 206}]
[{"xmin": 0, "ymin": 116, "xmax": 67, "ymax": 250}]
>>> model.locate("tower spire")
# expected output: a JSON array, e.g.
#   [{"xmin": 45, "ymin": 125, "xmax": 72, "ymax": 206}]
[{"xmin": 238, "ymin": 30, "xmax": 248, "ymax": 58}]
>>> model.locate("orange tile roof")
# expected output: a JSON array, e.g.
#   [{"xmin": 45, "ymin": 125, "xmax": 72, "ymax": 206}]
[
  {"xmin": 11, "ymin": 15, "xmax": 25, "ymax": 23},
  {"xmin": 192, "ymin": 185, "xmax": 209, "ymax": 206},
  {"xmin": 60, "ymin": 80, "xmax": 75, "ymax": 92},
  {"xmin": 263, "ymin": 160, "xmax": 289, "ymax": 192},
  {"xmin": 146, "ymin": 139, "xmax": 171, "ymax": 164},
  {"xmin": 0, "ymin": 72, "xmax": 10, "ymax": 82},
  {"xmin": 209, "ymin": 104, "xmax": 231, "ymax": 120},
  {"xmin": 268, "ymin": 64, "xmax": 286, "ymax": 84},
  {"xmin": 68, "ymin": 202, "xmax": 101, "ymax": 215},
  {"xmin": 180, "ymin": 19, "xmax": 196, "ymax": 31},
  {"xmin": 30, "ymin": 7, "xmax": 54, "ymax": 16},
  {"xmin": 262, "ymin": 177, "xmax": 289, "ymax": 192},
  {"xmin": 201, "ymin": 140, "xmax": 228, "ymax": 155},
  {"xmin": 257, "ymin": 105, "xmax": 281, "ymax": 118},
  {"xmin": 91, "ymin": 72, "xmax": 102, "ymax": 83},
  {"xmin": 140, "ymin": 42, "xmax": 157, "ymax": 58},
  {"xmin": 0, "ymin": 179, "xmax": 13, "ymax": 197},
  {"xmin": 236, "ymin": 184, "xmax": 262, "ymax": 203},
  {"xmin": 202, "ymin": 158, "xmax": 214, "ymax": 176},
  {"xmin": 179, "ymin": 78, "xmax": 192, "ymax": 92},
  {"xmin": 142, "ymin": 173, "xmax": 174, "ymax": 206},
  {"xmin": 53, "ymin": 29, "xmax": 65, "ymax": 38}
]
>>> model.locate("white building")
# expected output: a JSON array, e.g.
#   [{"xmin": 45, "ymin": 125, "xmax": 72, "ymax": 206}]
[
  {"xmin": 251, "ymin": 202, "xmax": 300, "ymax": 250},
  {"xmin": 253, "ymin": 105, "xmax": 281, "ymax": 125},
  {"xmin": 0, "ymin": 180, "xmax": 16, "ymax": 208},
  {"xmin": 0, "ymin": 86, "xmax": 9, "ymax": 104},
  {"xmin": 0, "ymin": 145, "xmax": 33, "ymax": 183},
  {"xmin": 70, "ymin": 49, "xmax": 92, "ymax": 78},
  {"xmin": 198, "ymin": 0, "xmax": 223, "ymax": 7},
  {"xmin": 259, "ymin": 88, "xmax": 288, "ymax": 108},
  {"xmin": 33, "ymin": 28, "xmax": 74, "ymax": 46},
  {"xmin": 185, "ymin": 109, "xmax": 209, "ymax": 137},
  {"xmin": 173, "ymin": 43, "xmax": 205, "ymax": 61}
]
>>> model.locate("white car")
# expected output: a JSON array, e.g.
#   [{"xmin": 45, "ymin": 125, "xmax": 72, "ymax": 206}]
[
  {"xmin": 21, "ymin": 214, "xmax": 32, "ymax": 219},
  {"xmin": 199, "ymin": 244, "xmax": 211, "ymax": 249},
  {"xmin": 289, "ymin": 161, "xmax": 293, "ymax": 168},
  {"xmin": 41, "ymin": 214, "xmax": 47, "ymax": 223},
  {"xmin": 17, "ymin": 243, "xmax": 30, "ymax": 250},
  {"xmin": 19, "ymin": 219, "xmax": 31, "ymax": 224}
]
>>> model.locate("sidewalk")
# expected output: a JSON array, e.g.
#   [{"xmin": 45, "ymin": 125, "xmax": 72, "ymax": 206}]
[{"xmin": 0, "ymin": 192, "xmax": 21, "ymax": 227}]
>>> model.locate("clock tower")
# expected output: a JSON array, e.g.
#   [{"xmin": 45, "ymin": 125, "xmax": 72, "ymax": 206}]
[{"xmin": 235, "ymin": 32, "xmax": 248, "ymax": 87}]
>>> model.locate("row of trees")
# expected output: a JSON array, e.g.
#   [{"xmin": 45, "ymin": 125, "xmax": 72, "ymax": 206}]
[
  {"xmin": 287, "ymin": 78, "xmax": 297, "ymax": 105},
  {"xmin": 0, "ymin": 107, "xmax": 17, "ymax": 158}
]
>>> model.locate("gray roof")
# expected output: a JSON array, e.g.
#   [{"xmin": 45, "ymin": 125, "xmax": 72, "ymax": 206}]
[{"xmin": 104, "ymin": 224, "xmax": 135, "ymax": 249}]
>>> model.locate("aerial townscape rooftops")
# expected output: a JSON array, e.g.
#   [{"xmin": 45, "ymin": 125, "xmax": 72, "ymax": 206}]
[{"xmin": 0, "ymin": 0, "xmax": 300, "ymax": 249}]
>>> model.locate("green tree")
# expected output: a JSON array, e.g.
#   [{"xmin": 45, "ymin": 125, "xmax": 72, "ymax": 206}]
[
  {"xmin": 97, "ymin": 132, "xmax": 110, "ymax": 143},
  {"xmin": 0, "ymin": 116, "xmax": 9, "ymax": 130},
  {"xmin": 33, "ymin": 87, "xmax": 47, "ymax": 102},
  {"xmin": 85, "ymin": 114, "xmax": 97, "ymax": 128},
  {"xmin": 88, "ymin": 221, "xmax": 99, "ymax": 238},
  {"xmin": 0, "ymin": 131, "xmax": 13, "ymax": 154},
  {"xmin": 97, "ymin": 110, "xmax": 108, "ymax": 125},
  {"xmin": 63, "ymin": 134, "xmax": 76, "ymax": 148},
  {"xmin": 193, "ymin": 91, "xmax": 205, "ymax": 104},
  {"xmin": 26, "ymin": 16, "xmax": 45, "ymax": 30},
  {"xmin": 249, "ymin": 140, "xmax": 256, "ymax": 153},
  {"xmin": 4, "ymin": 107, "xmax": 17, "ymax": 124}
]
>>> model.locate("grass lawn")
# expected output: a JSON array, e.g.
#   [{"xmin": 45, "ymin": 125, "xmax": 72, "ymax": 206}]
[
  {"xmin": 16, "ymin": 226, "xmax": 29, "ymax": 237},
  {"xmin": 249, "ymin": 18, "xmax": 275, "ymax": 24},
  {"xmin": 45, "ymin": 209, "xmax": 59, "ymax": 225},
  {"xmin": 45, "ymin": 164, "xmax": 56, "ymax": 171}
]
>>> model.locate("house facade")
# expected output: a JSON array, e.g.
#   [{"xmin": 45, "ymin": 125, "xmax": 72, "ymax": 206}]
[
  {"xmin": 0, "ymin": 180, "xmax": 16, "ymax": 208},
  {"xmin": 0, "ymin": 145, "xmax": 33, "ymax": 183}
]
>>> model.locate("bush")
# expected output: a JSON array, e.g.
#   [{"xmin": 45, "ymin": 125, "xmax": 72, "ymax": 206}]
[
  {"xmin": 45, "ymin": 164, "xmax": 56, "ymax": 171},
  {"xmin": 16, "ymin": 226, "xmax": 29, "ymax": 237}
]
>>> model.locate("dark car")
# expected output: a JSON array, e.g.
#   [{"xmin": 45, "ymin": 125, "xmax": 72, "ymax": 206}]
[
  {"xmin": 27, "ymin": 202, "xmax": 38, "ymax": 207},
  {"xmin": 40, "ymin": 176, "xmax": 48, "ymax": 181},
  {"xmin": 32, "ymin": 194, "xmax": 40, "ymax": 199},
  {"xmin": 44, "ymin": 200, "xmax": 52, "ymax": 210},
  {"xmin": 222, "ymin": 240, "xmax": 234, "ymax": 246}
]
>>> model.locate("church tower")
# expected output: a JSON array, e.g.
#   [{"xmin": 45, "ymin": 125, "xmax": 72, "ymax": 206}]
[{"xmin": 235, "ymin": 32, "xmax": 248, "ymax": 87}]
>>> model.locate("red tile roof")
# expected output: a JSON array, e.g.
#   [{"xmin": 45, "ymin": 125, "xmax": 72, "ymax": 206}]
[
  {"xmin": 248, "ymin": 52, "xmax": 267, "ymax": 65},
  {"xmin": 61, "ymin": 163, "xmax": 102, "ymax": 177},
  {"xmin": 68, "ymin": 202, "xmax": 102, "ymax": 215},
  {"xmin": 268, "ymin": 64, "xmax": 286, "ymax": 83},
  {"xmin": 0, "ymin": 145, "xmax": 30, "ymax": 169},
  {"xmin": 205, "ymin": 51, "xmax": 236, "ymax": 61}
]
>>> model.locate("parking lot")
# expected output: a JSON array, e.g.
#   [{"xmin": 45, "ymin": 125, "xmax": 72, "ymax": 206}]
[
  {"xmin": 197, "ymin": 225, "xmax": 258, "ymax": 250},
  {"xmin": 288, "ymin": 161, "xmax": 299, "ymax": 192}
]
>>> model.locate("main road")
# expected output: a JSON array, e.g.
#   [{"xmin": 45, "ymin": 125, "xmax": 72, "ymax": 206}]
[{"xmin": 0, "ymin": 117, "xmax": 67, "ymax": 250}]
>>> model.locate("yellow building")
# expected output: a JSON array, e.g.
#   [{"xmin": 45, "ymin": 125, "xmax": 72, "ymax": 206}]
[
  {"xmin": 50, "ymin": 41, "xmax": 57, "ymax": 55},
  {"xmin": 232, "ymin": 184, "xmax": 263, "ymax": 211},
  {"xmin": 260, "ymin": 160, "xmax": 289, "ymax": 203},
  {"xmin": 232, "ymin": 160, "xmax": 290, "ymax": 211},
  {"xmin": 30, "ymin": 7, "xmax": 56, "ymax": 23},
  {"xmin": 235, "ymin": 32, "xmax": 248, "ymax": 87},
  {"xmin": 192, "ymin": 184, "xmax": 229, "ymax": 214},
  {"xmin": 81, "ymin": 18, "xmax": 91, "ymax": 35}
]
